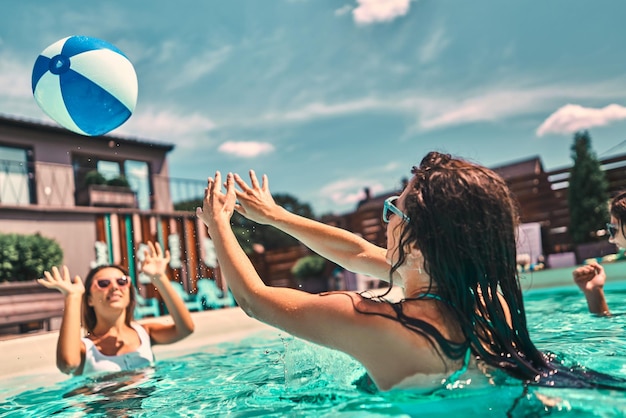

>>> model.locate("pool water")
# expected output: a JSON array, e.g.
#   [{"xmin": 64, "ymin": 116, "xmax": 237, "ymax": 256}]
[{"xmin": 2, "ymin": 283, "xmax": 626, "ymax": 417}]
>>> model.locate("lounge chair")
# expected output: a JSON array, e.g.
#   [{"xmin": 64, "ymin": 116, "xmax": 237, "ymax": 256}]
[
  {"xmin": 169, "ymin": 281, "xmax": 204, "ymax": 312},
  {"xmin": 134, "ymin": 292, "xmax": 161, "ymax": 319},
  {"xmin": 196, "ymin": 279, "xmax": 236, "ymax": 309}
]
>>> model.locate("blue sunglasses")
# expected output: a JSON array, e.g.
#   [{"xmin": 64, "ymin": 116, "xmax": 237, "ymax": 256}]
[
  {"xmin": 606, "ymin": 223, "xmax": 618, "ymax": 239},
  {"xmin": 383, "ymin": 196, "xmax": 410, "ymax": 223}
]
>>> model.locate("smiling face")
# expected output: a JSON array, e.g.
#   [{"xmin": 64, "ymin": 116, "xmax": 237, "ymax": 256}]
[{"xmin": 87, "ymin": 266, "xmax": 131, "ymax": 313}]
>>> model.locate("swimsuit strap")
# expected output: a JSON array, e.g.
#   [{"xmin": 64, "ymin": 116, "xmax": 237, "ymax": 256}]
[
  {"xmin": 410, "ymin": 295, "xmax": 472, "ymax": 384},
  {"xmin": 416, "ymin": 292, "xmax": 446, "ymax": 303},
  {"xmin": 444, "ymin": 347, "xmax": 472, "ymax": 385}
]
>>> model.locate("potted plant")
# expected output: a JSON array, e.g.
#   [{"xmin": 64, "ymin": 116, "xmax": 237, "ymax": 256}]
[
  {"xmin": 291, "ymin": 254, "xmax": 328, "ymax": 293},
  {"xmin": 78, "ymin": 171, "xmax": 137, "ymax": 208},
  {"xmin": 83, "ymin": 170, "xmax": 107, "ymax": 187},
  {"xmin": 106, "ymin": 175, "xmax": 131, "ymax": 188}
]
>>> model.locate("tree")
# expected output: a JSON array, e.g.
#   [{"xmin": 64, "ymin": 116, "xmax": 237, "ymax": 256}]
[
  {"xmin": 174, "ymin": 193, "xmax": 315, "ymax": 252},
  {"xmin": 568, "ymin": 130, "xmax": 609, "ymax": 244}
]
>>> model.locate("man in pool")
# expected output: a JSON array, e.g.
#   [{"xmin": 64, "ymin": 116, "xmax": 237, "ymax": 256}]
[
  {"xmin": 572, "ymin": 191, "xmax": 626, "ymax": 316},
  {"xmin": 197, "ymin": 152, "xmax": 626, "ymax": 392}
]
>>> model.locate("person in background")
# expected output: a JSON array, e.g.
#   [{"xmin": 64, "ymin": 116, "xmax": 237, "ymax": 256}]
[
  {"xmin": 197, "ymin": 152, "xmax": 626, "ymax": 392},
  {"xmin": 38, "ymin": 241, "xmax": 194, "ymax": 376},
  {"xmin": 573, "ymin": 191, "xmax": 626, "ymax": 316}
]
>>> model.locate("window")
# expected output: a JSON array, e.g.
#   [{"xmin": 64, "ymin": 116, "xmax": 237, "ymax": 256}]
[
  {"xmin": 73, "ymin": 155, "xmax": 152, "ymax": 209},
  {"xmin": 96, "ymin": 160, "xmax": 121, "ymax": 181},
  {"xmin": 0, "ymin": 145, "xmax": 34, "ymax": 205},
  {"xmin": 124, "ymin": 160, "xmax": 150, "ymax": 210}
]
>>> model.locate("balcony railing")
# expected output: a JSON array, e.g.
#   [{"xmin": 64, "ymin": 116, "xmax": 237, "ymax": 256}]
[{"xmin": 0, "ymin": 158, "xmax": 210, "ymax": 211}]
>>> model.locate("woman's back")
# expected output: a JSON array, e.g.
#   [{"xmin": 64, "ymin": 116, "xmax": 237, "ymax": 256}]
[{"xmin": 346, "ymin": 295, "xmax": 468, "ymax": 391}]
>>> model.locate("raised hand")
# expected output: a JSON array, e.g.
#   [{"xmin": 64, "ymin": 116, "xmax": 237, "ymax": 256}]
[
  {"xmin": 232, "ymin": 170, "xmax": 279, "ymax": 225},
  {"xmin": 38, "ymin": 265, "xmax": 84, "ymax": 297},
  {"xmin": 196, "ymin": 171, "xmax": 237, "ymax": 231},
  {"xmin": 140, "ymin": 241, "xmax": 171, "ymax": 280},
  {"xmin": 573, "ymin": 263, "xmax": 606, "ymax": 293}
]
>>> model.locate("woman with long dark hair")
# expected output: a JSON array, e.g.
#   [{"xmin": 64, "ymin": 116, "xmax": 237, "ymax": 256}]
[{"xmin": 197, "ymin": 152, "xmax": 626, "ymax": 392}]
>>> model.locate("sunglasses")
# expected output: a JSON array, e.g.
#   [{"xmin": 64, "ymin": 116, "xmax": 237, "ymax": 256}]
[
  {"xmin": 94, "ymin": 276, "xmax": 130, "ymax": 289},
  {"xmin": 383, "ymin": 196, "xmax": 410, "ymax": 223},
  {"xmin": 606, "ymin": 223, "xmax": 619, "ymax": 239}
]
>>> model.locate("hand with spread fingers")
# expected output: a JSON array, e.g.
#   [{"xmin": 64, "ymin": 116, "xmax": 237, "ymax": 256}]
[
  {"xmin": 141, "ymin": 241, "xmax": 171, "ymax": 282},
  {"xmin": 38, "ymin": 265, "xmax": 84, "ymax": 297},
  {"xmin": 196, "ymin": 171, "xmax": 238, "ymax": 233},
  {"xmin": 231, "ymin": 170, "xmax": 280, "ymax": 226}
]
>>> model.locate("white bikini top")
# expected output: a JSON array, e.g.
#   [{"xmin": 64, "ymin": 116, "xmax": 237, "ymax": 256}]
[{"xmin": 81, "ymin": 322, "xmax": 155, "ymax": 375}]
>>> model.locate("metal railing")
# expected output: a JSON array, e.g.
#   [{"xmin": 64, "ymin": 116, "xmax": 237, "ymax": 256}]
[{"xmin": 0, "ymin": 159, "xmax": 209, "ymax": 211}]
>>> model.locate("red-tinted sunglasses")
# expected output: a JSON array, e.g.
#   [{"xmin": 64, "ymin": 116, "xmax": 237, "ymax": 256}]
[{"xmin": 94, "ymin": 276, "xmax": 130, "ymax": 289}]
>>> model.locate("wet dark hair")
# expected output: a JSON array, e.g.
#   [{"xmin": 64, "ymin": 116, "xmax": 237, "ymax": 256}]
[
  {"xmin": 364, "ymin": 151, "xmax": 626, "ymax": 389},
  {"xmin": 610, "ymin": 190, "xmax": 626, "ymax": 236},
  {"xmin": 82, "ymin": 264, "xmax": 136, "ymax": 334}
]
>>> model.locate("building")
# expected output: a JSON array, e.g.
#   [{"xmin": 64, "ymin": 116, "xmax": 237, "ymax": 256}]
[
  {"xmin": 2, "ymin": 113, "xmax": 626, "ymax": 293},
  {"xmin": 0, "ymin": 114, "xmax": 216, "ymax": 305}
]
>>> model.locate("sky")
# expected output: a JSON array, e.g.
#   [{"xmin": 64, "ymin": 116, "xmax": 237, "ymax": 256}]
[{"xmin": 1, "ymin": 0, "xmax": 626, "ymax": 216}]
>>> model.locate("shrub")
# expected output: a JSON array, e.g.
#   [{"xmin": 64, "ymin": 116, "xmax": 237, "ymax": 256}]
[
  {"xmin": 107, "ymin": 175, "xmax": 131, "ymax": 188},
  {"xmin": 291, "ymin": 254, "xmax": 327, "ymax": 278},
  {"xmin": 0, "ymin": 233, "xmax": 63, "ymax": 282},
  {"xmin": 83, "ymin": 170, "xmax": 107, "ymax": 186}
]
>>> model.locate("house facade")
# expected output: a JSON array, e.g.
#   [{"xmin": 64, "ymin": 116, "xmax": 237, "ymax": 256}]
[{"xmin": 0, "ymin": 114, "xmax": 215, "ymax": 302}]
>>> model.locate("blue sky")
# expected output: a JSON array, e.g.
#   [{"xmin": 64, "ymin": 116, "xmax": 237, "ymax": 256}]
[{"xmin": 2, "ymin": 0, "xmax": 626, "ymax": 215}]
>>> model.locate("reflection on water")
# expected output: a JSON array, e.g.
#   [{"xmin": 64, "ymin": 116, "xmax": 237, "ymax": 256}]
[
  {"xmin": 61, "ymin": 370, "xmax": 156, "ymax": 416},
  {"xmin": 1, "ymin": 285, "xmax": 626, "ymax": 417}
]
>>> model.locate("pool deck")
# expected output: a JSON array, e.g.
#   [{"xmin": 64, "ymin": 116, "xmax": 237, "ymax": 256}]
[{"xmin": 518, "ymin": 259, "xmax": 626, "ymax": 291}]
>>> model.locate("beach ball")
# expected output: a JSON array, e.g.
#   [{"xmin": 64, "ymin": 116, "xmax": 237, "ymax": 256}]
[{"xmin": 32, "ymin": 35, "xmax": 138, "ymax": 136}]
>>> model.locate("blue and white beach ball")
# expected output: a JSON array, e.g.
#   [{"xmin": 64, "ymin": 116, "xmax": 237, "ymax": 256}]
[{"xmin": 32, "ymin": 36, "xmax": 138, "ymax": 136}]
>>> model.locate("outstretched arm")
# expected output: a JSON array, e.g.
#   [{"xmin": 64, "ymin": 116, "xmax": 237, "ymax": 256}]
[
  {"xmin": 38, "ymin": 266, "xmax": 85, "ymax": 374},
  {"xmin": 140, "ymin": 241, "xmax": 195, "ymax": 343},
  {"xmin": 233, "ymin": 170, "xmax": 395, "ymax": 282},
  {"xmin": 573, "ymin": 263, "xmax": 610, "ymax": 316},
  {"xmin": 196, "ymin": 172, "xmax": 380, "ymax": 350}
]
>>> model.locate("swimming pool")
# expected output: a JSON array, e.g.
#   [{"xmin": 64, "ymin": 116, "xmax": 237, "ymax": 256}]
[{"xmin": 2, "ymin": 283, "xmax": 626, "ymax": 417}]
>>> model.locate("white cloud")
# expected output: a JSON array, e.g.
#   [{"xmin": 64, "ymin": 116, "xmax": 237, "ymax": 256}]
[
  {"xmin": 536, "ymin": 104, "xmax": 626, "ymax": 137},
  {"xmin": 418, "ymin": 27, "xmax": 450, "ymax": 64},
  {"xmin": 353, "ymin": 0, "xmax": 412, "ymax": 25},
  {"xmin": 0, "ymin": 53, "xmax": 33, "ymax": 99},
  {"xmin": 382, "ymin": 161, "xmax": 401, "ymax": 172},
  {"xmin": 232, "ymin": 78, "xmax": 626, "ymax": 136},
  {"xmin": 259, "ymin": 98, "xmax": 384, "ymax": 123},
  {"xmin": 335, "ymin": 5, "xmax": 353, "ymax": 17},
  {"xmin": 165, "ymin": 46, "xmax": 232, "ymax": 91},
  {"xmin": 218, "ymin": 141, "xmax": 275, "ymax": 158},
  {"xmin": 320, "ymin": 178, "xmax": 385, "ymax": 206},
  {"xmin": 120, "ymin": 108, "xmax": 216, "ymax": 144}
]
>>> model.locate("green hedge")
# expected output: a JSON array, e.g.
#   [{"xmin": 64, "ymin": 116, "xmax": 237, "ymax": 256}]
[
  {"xmin": 0, "ymin": 233, "xmax": 63, "ymax": 282},
  {"xmin": 291, "ymin": 255, "xmax": 327, "ymax": 278}
]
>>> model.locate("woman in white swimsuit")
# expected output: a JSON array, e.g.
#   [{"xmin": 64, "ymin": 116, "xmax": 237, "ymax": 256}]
[{"xmin": 38, "ymin": 241, "xmax": 194, "ymax": 376}]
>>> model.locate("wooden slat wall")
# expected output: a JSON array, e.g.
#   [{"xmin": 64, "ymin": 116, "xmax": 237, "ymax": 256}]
[{"xmin": 93, "ymin": 212, "xmax": 281, "ymax": 300}]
